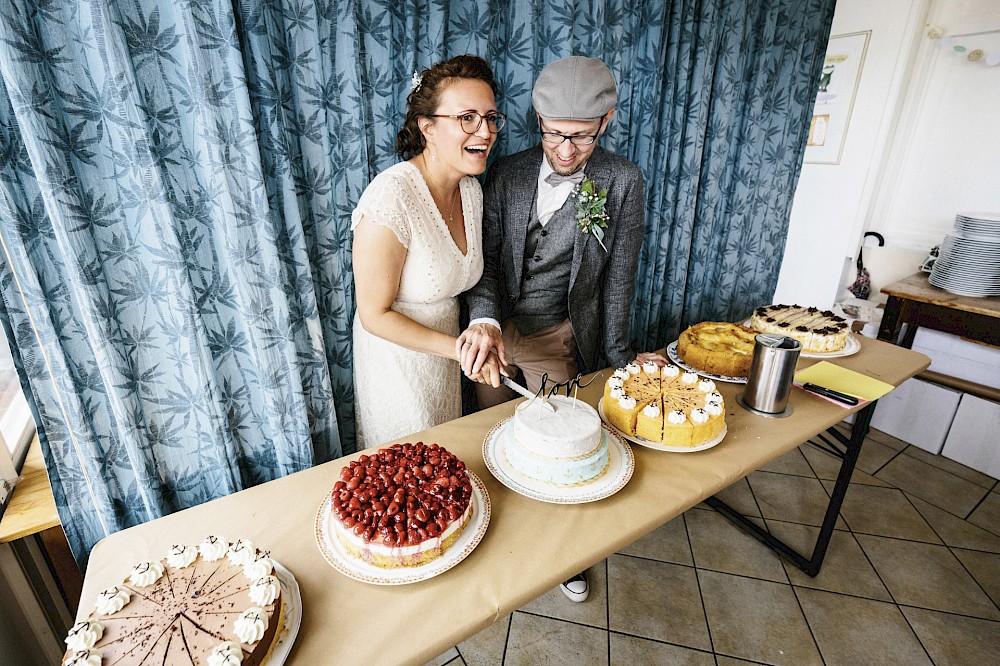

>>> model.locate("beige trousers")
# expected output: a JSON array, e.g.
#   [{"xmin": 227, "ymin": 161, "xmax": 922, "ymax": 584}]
[{"xmin": 475, "ymin": 319, "xmax": 578, "ymax": 409}]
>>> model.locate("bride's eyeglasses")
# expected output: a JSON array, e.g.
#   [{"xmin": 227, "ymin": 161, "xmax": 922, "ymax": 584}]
[{"xmin": 428, "ymin": 112, "xmax": 507, "ymax": 134}]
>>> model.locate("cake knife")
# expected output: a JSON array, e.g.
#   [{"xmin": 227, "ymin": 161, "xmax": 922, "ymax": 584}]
[{"xmin": 502, "ymin": 376, "xmax": 556, "ymax": 412}]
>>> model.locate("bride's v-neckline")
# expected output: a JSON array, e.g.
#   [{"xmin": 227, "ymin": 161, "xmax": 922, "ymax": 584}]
[{"xmin": 407, "ymin": 162, "xmax": 470, "ymax": 258}]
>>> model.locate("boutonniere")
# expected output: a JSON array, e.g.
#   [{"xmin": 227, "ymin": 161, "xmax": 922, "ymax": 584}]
[{"xmin": 573, "ymin": 178, "xmax": 609, "ymax": 252}]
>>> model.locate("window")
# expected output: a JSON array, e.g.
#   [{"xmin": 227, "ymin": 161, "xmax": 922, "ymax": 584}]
[{"xmin": 1, "ymin": 331, "xmax": 35, "ymax": 506}]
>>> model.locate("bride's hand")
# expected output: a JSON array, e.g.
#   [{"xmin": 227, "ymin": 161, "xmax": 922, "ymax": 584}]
[{"xmin": 468, "ymin": 351, "xmax": 503, "ymax": 388}]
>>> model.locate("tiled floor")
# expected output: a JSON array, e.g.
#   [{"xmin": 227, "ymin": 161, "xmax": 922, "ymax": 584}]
[{"xmin": 425, "ymin": 427, "xmax": 1000, "ymax": 666}]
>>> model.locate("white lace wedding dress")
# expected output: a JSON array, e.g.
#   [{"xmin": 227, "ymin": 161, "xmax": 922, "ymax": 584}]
[{"xmin": 351, "ymin": 161, "xmax": 484, "ymax": 449}]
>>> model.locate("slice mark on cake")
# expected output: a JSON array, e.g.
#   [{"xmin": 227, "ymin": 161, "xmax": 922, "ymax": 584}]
[
  {"xmin": 177, "ymin": 614, "xmax": 236, "ymax": 663},
  {"xmin": 123, "ymin": 586, "xmax": 166, "ymax": 608},
  {"xmin": 198, "ymin": 568, "xmax": 244, "ymax": 599}
]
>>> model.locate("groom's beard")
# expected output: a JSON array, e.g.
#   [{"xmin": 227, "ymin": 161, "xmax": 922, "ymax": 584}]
[{"xmin": 545, "ymin": 153, "xmax": 585, "ymax": 177}]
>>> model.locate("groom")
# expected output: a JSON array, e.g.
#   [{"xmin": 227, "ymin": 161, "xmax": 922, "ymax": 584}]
[{"xmin": 459, "ymin": 56, "xmax": 665, "ymax": 602}]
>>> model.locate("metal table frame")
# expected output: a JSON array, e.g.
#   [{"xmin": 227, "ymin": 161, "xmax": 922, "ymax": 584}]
[{"xmin": 705, "ymin": 401, "xmax": 876, "ymax": 577}]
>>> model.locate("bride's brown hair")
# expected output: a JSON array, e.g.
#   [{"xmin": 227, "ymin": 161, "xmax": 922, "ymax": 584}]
[{"xmin": 396, "ymin": 55, "xmax": 498, "ymax": 160}]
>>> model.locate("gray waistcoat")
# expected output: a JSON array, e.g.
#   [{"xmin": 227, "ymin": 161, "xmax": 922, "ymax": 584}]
[{"xmin": 510, "ymin": 196, "xmax": 577, "ymax": 336}]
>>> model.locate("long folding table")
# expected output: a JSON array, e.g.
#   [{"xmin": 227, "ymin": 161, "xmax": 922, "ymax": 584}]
[{"xmin": 77, "ymin": 336, "xmax": 928, "ymax": 665}]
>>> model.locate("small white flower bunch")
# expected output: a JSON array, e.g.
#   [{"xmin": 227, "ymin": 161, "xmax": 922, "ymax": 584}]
[{"xmin": 411, "ymin": 71, "xmax": 423, "ymax": 93}]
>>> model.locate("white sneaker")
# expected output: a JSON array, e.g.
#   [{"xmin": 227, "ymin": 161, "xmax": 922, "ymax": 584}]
[{"xmin": 559, "ymin": 571, "xmax": 589, "ymax": 602}]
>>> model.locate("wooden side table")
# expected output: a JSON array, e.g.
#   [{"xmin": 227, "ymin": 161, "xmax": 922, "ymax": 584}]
[
  {"xmin": 0, "ymin": 435, "xmax": 82, "ymax": 611},
  {"xmin": 879, "ymin": 272, "xmax": 1000, "ymax": 348}
]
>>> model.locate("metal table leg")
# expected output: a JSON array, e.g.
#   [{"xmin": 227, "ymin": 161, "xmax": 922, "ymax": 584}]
[{"xmin": 705, "ymin": 401, "xmax": 876, "ymax": 577}]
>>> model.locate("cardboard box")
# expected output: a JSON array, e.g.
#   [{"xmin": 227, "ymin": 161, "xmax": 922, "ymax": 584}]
[
  {"xmin": 911, "ymin": 329, "xmax": 1000, "ymax": 390},
  {"xmin": 941, "ymin": 394, "xmax": 1000, "ymax": 479},
  {"xmin": 871, "ymin": 378, "xmax": 962, "ymax": 454}
]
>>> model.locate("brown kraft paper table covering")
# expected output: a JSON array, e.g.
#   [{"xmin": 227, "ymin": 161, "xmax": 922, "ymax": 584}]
[{"xmin": 77, "ymin": 337, "xmax": 929, "ymax": 665}]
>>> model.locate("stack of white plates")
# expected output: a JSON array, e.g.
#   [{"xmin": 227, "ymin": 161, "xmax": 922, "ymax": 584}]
[{"xmin": 929, "ymin": 212, "xmax": 1000, "ymax": 297}]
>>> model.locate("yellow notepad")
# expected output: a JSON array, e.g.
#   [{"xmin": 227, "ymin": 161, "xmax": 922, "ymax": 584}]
[{"xmin": 793, "ymin": 361, "xmax": 895, "ymax": 401}]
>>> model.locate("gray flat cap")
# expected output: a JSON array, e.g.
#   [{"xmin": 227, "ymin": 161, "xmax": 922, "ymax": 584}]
[{"xmin": 532, "ymin": 56, "xmax": 617, "ymax": 120}]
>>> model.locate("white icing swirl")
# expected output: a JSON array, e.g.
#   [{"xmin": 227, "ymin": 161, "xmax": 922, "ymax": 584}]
[
  {"xmin": 661, "ymin": 364, "xmax": 680, "ymax": 377},
  {"xmin": 610, "ymin": 386, "xmax": 625, "ymax": 400},
  {"xmin": 200, "ymin": 535, "xmax": 228, "ymax": 561},
  {"xmin": 96, "ymin": 585, "xmax": 130, "ymax": 615},
  {"xmin": 227, "ymin": 539, "xmax": 256, "ymax": 566},
  {"xmin": 65, "ymin": 620, "xmax": 103, "ymax": 651},
  {"xmin": 613, "ymin": 368, "xmax": 629, "ymax": 380},
  {"xmin": 208, "ymin": 641, "xmax": 244, "ymax": 666},
  {"xmin": 698, "ymin": 378, "xmax": 716, "ymax": 393},
  {"xmin": 705, "ymin": 391, "xmax": 723, "ymax": 406},
  {"xmin": 681, "ymin": 372, "xmax": 698, "ymax": 384},
  {"xmin": 65, "ymin": 650, "xmax": 102, "ymax": 666},
  {"xmin": 233, "ymin": 607, "xmax": 268, "ymax": 644},
  {"xmin": 626, "ymin": 363, "xmax": 641, "ymax": 375},
  {"xmin": 617, "ymin": 395, "xmax": 637, "ymax": 409},
  {"xmin": 167, "ymin": 544, "xmax": 197, "ymax": 569},
  {"xmin": 243, "ymin": 556, "xmax": 273, "ymax": 581},
  {"xmin": 249, "ymin": 575, "xmax": 280, "ymax": 606},
  {"xmin": 705, "ymin": 403, "xmax": 723, "ymax": 417},
  {"xmin": 642, "ymin": 361, "xmax": 658, "ymax": 375},
  {"xmin": 690, "ymin": 408, "xmax": 709, "ymax": 424},
  {"xmin": 667, "ymin": 409, "xmax": 687, "ymax": 424},
  {"xmin": 642, "ymin": 403, "xmax": 661, "ymax": 418},
  {"xmin": 129, "ymin": 560, "xmax": 164, "ymax": 587},
  {"xmin": 607, "ymin": 376, "xmax": 623, "ymax": 389}
]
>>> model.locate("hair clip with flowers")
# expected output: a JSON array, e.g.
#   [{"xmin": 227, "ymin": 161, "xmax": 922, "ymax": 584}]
[{"xmin": 411, "ymin": 71, "xmax": 423, "ymax": 93}]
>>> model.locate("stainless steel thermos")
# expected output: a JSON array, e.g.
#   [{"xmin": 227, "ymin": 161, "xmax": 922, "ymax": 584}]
[{"xmin": 740, "ymin": 334, "xmax": 801, "ymax": 417}]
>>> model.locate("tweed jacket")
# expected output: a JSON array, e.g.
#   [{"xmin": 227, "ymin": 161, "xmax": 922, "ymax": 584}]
[{"xmin": 464, "ymin": 146, "xmax": 645, "ymax": 372}]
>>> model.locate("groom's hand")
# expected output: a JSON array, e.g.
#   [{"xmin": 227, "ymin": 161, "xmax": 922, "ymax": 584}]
[
  {"xmin": 635, "ymin": 351, "xmax": 669, "ymax": 367},
  {"xmin": 457, "ymin": 323, "xmax": 506, "ymax": 376}
]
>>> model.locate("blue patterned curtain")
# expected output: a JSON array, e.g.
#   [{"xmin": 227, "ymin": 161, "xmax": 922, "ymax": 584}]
[{"xmin": 0, "ymin": 0, "xmax": 832, "ymax": 566}]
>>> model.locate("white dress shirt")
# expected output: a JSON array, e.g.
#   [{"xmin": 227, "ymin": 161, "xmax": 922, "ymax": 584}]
[{"xmin": 536, "ymin": 158, "xmax": 584, "ymax": 226}]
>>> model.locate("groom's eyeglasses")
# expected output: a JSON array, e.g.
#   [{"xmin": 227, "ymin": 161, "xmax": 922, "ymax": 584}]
[
  {"xmin": 540, "ymin": 118, "xmax": 606, "ymax": 146},
  {"xmin": 429, "ymin": 112, "xmax": 507, "ymax": 134}
]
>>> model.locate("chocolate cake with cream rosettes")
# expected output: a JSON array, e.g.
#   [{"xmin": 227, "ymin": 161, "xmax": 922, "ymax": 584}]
[
  {"xmin": 61, "ymin": 537, "xmax": 282, "ymax": 666},
  {"xmin": 329, "ymin": 442, "xmax": 474, "ymax": 568}
]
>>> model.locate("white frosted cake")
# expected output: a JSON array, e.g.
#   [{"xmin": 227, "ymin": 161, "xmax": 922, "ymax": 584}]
[{"xmin": 504, "ymin": 395, "xmax": 610, "ymax": 486}]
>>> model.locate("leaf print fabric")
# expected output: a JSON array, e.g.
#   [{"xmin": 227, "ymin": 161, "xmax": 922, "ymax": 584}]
[{"xmin": 0, "ymin": 0, "xmax": 833, "ymax": 567}]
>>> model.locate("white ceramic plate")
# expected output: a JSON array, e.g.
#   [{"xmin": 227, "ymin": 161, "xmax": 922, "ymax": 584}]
[
  {"xmin": 799, "ymin": 332, "xmax": 861, "ymax": 359},
  {"xmin": 268, "ymin": 561, "xmax": 301, "ymax": 665},
  {"xmin": 313, "ymin": 471, "xmax": 490, "ymax": 585},
  {"xmin": 482, "ymin": 418, "xmax": 633, "ymax": 504},
  {"xmin": 597, "ymin": 398, "xmax": 727, "ymax": 453},
  {"xmin": 736, "ymin": 323, "xmax": 862, "ymax": 360},
  {"xmin": 666, "ymin": 341, "xmax": 748, "ymax": 384}
]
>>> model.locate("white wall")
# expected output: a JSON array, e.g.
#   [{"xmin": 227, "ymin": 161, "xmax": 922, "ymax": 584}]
[
  {"xmin": 774, "ymin": 0, "xmax": 1000, "ymax": 308},
  {"xmin": 869, "ymin": 0, "xmax": 1000, "ymax": 248},
  {"xmin": 773, "ymin": 0, "xmax": 927, "ymax": 307}
]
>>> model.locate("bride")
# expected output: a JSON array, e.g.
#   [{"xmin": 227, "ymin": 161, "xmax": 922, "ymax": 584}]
[{"xmin": 351, "ymin": 55, "xmax": 504, "ymax": 449}]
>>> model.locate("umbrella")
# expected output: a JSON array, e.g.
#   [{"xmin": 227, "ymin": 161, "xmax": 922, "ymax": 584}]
[{"xmin": 848, "ymin": 232, "xmax": 884, "ymax": 300}]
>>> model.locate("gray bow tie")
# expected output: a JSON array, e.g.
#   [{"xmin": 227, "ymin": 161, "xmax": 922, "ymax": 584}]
[{"xmin": 544, "ymin": 170, "xmax": 585, "ymax": 186}]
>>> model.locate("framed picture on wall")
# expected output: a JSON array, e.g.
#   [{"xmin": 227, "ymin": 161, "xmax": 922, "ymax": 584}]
[{"xmin": 805, "ymin": 30, "xmax": 870, "ymax": 165}]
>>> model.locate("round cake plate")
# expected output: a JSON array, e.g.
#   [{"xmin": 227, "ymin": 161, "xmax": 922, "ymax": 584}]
[
  {"xmin": 313, "ymin": 471, "xmax": 490, "ymax": 585},
  {"xmin": 268, "ymin": 561, "xmax": 302, "ymax": 665},
  {"xmin": 666, "ymin": 341, "xmax": 747, "ymax": 384},
  {"xmin": 597, "ymin": 399, "xmax": 728, "ymax": 453},
  {"xmin": 798, "ymin": 332, "xmax": 861, "ymax": 359},
  {"xmin": 482, "ymin": 418, "xmax": 634, "ymax": 504}
]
